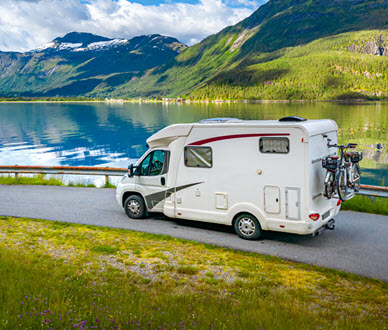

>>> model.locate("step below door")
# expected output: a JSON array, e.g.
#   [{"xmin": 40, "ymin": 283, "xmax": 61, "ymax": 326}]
[{"xmin": 286, "ymin": 187, "xmax": 300, "ymax": 220}]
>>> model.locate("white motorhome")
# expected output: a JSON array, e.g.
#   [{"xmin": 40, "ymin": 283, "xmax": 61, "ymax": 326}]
[{"xmin": 116, "ymin": 117, "xmax": 340, "ymax": 239}]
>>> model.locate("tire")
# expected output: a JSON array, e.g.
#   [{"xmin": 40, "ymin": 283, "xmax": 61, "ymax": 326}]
[
  {"xmin": 324, "ymin": 171, "xmax": 335, "ymax": 199},
  {"xmin": 124, "ymin": 195, "xmax": 146, "ymax": 219},
  {"xmin": 353, "ymin": 163, "xmax": 361, "ymax": 192},
  {"xmin": 336, "ymin": 168, "xmax": 348, "ymax": 202},
  {"xmin": 234, "ymin": 213, "xmax": 262, "ymax": 240}
]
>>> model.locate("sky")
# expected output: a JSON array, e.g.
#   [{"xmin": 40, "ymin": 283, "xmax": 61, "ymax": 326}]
[{"xmin": 0, "ymin": 0, "xmax": 267, "ymax": 52}]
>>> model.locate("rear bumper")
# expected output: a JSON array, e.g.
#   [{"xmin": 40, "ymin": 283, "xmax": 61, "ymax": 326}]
[
  {"xmin": 266, "ymin": 205, "xmax": 340, "ymax": 235},
  {"xmin": 313, "ymin": 219, "xmax": 335, "ymax": 236}
]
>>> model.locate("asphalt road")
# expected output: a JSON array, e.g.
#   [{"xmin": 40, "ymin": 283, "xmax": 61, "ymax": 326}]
[{"xmin": 1, "ymin": 185, "xmax": 387, "ymax": 282}]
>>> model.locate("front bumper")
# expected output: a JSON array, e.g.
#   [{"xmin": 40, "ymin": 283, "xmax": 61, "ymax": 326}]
[{"xmin": 116, "ymin": 182, "xmax": 125, "ymax": 207}]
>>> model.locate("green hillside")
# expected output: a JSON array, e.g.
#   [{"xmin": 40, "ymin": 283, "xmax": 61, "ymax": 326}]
[
  {"xmin": 104, "ymin": 0, "xmax": 388, "ymax": 100},
  {"xmin": 191, "ymin": 30, "xmax": 388, "ymax": 100}
]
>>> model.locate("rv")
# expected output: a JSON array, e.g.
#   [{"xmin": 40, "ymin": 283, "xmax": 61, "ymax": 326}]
[{"xmin": 116, "ymin": 117, "xmax": 339, "ymax": 239}]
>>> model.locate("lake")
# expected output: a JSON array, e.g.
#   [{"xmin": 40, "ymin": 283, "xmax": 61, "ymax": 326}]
[{"xmin": 0, "ymin": 102, "xmax": 387, "ymax": 186}]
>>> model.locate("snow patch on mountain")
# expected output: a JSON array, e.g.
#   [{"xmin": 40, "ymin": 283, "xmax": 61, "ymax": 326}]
[
  {"xmin": 75, "ymin": 39, "xmax": 128, "ymax": 52},
  {"xmin": 59, "ymin": 43, "xmax": 83, "ymax": 50},
  {"xmin": 35, "ymin": 42, "xmax": 55, "ymax": 51}
]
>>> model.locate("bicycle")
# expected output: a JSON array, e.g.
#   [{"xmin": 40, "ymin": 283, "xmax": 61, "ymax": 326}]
[{"xmin": 322, "ymin": 142, "xmax": 362, "ymax": 201}]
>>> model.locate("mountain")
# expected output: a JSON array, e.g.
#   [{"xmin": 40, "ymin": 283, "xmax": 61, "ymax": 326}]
[
  {"xmin": 0, "ymin": 32, "xmax": 186, "ymax": 97},
  {"xmin": 1, "ymin": 0, "xmax": 388, "ymax": 100},
  {"xmin": 108, "ymin": 0, "xmax": 388, "ymax": 100},
  {"xmin": 52, "ymin": 32, "xmax": 111, "ymax": 45}
]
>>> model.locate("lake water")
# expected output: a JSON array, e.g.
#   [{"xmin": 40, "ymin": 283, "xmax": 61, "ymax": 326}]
[{"xmin": 0, "ymin": 102, "xmax": 387, "ymax": 186}]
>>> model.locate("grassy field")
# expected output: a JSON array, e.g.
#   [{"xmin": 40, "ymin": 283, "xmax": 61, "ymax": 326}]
[
  {"xmin": 341, "ymin": 195, "xmax": 388, "ymax": 216},
  {"xmin": 0, "ymin": 216, "xmax": 387, "ymax": 329}
]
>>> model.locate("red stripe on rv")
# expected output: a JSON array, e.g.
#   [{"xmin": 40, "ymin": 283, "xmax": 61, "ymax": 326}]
[{"xmin": 188, "ymin": 133, "xmax": 290, "ymax": 146}]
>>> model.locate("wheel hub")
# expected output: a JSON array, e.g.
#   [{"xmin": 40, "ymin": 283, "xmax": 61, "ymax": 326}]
[
  {"xmin": 128, "ymin": 200, "xmax": 140, "ymax": 215},
  {"xmin": 239, "ymin": 218, "xmax": 255, "ymax": 236}
]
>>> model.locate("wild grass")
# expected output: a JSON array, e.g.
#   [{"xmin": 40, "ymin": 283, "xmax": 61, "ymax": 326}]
[
  {"xmin": 0, "ymin": 174, "xmax": 112, "ymax": 188},
  {"xmin": 101, "ymin": 180, "xmax": 116, "ymax": 189},
  {"xmin": 0, "ymin": 216, "xmax": 387, "ymax": 329},
  {"xmin": 67, "ymin": 181, "xmax": 97, "ymax": 188},
  {"xmin": 342, "ymin": 195, "xmax": 388, "ymax": 215},
  {"xmin": 0, "ymin": 174, "xmax": 64, "ymax": 186}
]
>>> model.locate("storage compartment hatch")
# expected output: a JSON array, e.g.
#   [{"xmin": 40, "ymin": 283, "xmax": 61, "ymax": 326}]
[{"xmin": 264, "ymin": 186, "xmax": 280, "ymax": 214}]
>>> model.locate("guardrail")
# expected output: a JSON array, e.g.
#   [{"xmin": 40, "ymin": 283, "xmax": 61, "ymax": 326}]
[
  {"xmin": 358, "ymin": 184, "xmax": 388, "ymax": 198},
  {"xmin": 0, "ymin": 165, "xmax": 387, "ymax": 197},
  {"xmin": 0, "ymin": 165, "xmax": 127, "ymax": 185}
]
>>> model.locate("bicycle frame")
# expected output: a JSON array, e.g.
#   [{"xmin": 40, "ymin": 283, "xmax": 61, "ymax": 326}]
[{"xmin": 326, "ymin": 141, "xmax": 359, "ymax": 201}]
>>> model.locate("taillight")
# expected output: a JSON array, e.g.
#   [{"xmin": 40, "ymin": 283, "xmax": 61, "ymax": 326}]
[
  {"xmin": 337, "ymin": 200, "xmax": 342, "ymax": 207},
  {"xmin": 309, "ymin": 213, "xmax": 320, "ymax": 221}
]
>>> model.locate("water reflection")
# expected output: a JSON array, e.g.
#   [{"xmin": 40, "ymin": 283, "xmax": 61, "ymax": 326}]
[{"xmin": 0, "ymin": 102, "xmax": 386, "ymax": 186}]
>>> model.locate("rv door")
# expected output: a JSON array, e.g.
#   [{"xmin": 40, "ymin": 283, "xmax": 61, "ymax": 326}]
[{"xmin": 136, "ymin": 149, "xmax": 170, "ymax": 212}]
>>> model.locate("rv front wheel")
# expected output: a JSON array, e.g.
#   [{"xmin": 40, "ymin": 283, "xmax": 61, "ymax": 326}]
[
  {"xmin": 124, "ymin": 195, "xmax": 146, "ymax": 219},
  {"xmin": 234, "ymin": 214, "xmax": 262, "ymax": 240}
]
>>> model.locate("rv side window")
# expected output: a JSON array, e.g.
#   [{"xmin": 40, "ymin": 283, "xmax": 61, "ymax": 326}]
[
  {"xmin": 139, "ymin": 153, "xmax": 152, "ymax": 175},
  {"xmin": 184, "ymin": 146, "xmax": 212, "ymax": 168},
  {"xmin": 259, "ymin": 137, "xmax": 289, "ymax": 154}
]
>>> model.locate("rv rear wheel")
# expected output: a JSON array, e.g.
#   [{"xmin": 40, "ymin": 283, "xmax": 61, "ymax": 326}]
[
  {"xmin": 124, "ymin": 195, "xmax": 146, "ymax": 219},
  {"xmin": 234, "ymin": 214, "xmax": 262, "ymax": 240}
]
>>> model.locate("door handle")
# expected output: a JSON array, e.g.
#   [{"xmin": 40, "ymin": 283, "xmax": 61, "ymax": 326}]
[{"xmin": 161, "ymin": 177, "xmax": 165, "ymax": 186}]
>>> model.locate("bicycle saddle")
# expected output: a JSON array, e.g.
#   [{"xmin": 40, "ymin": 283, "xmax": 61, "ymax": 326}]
[{"xmin": 330, "ymin": 156, "xmax": 339, "ymax": 160}]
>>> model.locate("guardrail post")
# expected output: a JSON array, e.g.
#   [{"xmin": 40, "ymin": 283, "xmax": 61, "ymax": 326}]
[
  {"xmin": 15, "ymin": 173, "xmax": 18, "ymax": 180},
  {"xmin": 105, "ymin": 175, "xmax": 109, "ymax": 186}
]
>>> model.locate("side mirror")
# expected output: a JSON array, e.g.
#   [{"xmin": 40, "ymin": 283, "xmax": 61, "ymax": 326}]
[{"xmin": 128, "ymin": 164, "xmax": 134, "ymax": 178}]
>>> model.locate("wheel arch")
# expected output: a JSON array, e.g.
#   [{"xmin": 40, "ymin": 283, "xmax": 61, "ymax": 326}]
[
  {"xmin": 122, "ymin": 191, "xmax": 146, "ymax": 208},
  {"xmin": 225, "ymin": 203, "xmax": 268, "ymax": 230}
]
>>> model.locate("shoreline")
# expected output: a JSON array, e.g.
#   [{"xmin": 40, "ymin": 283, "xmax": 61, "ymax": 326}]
[{"xmin": 1, "ymin": 99, "xmax": 388, "ymax": 104}]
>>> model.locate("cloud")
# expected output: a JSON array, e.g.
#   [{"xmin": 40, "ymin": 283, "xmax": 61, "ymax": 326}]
[{"xmin": 0, "ymin": 0, "xmax": 266, "ymax": 52}]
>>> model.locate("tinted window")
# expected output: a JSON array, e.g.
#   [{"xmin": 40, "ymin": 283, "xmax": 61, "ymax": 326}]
[
  {"xmin": 150, "ymin": 150, "xmax": 165, "ymax": 176},
  {"xmin": 259, "ymin": 137, "xmax": 289, "ymax": 154},
  {"xmin": 184, "ymin": 146, "xmax": 212, "ymax": 168}
]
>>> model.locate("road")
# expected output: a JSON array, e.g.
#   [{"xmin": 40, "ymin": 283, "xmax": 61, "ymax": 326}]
[{"xmin": 0, "ymin": 185, "xmax": 387, "ymax": 281}]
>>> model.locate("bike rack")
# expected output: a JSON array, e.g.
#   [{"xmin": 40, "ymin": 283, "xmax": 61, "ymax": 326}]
[{"xmin": 313, "ymin": 190, "xmax": 355, "ymax": 201}]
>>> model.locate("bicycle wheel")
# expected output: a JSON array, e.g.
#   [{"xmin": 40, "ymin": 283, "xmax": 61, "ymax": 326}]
[
  {"xmin": 353, "ymin": 163, "xmax": 361, "ymax": 192},
  {"xmin": 336, "ymin": 168, "xmax": 348, "ymax": 201},
  {"xmin": 324, "ymin": 171, "xmax": 335, "ymax": 199}
]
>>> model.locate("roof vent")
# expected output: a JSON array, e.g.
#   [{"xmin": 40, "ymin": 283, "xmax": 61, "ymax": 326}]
[
  {"xmin": 279, "ymin": 116, "xmax": 307, "ymax": 122},
  {"xmin": 199, "ymin": 118, "xmax": 242, "ymax": 124}
]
